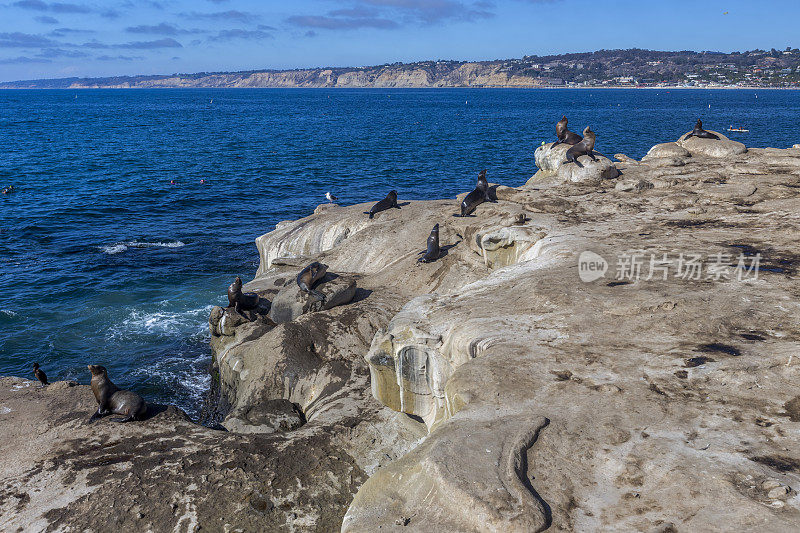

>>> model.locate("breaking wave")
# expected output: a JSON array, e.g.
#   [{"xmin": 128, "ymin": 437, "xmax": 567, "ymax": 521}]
[{"xmin": 99, "ymin": 241, "xmax": 186, "ymax": 255}]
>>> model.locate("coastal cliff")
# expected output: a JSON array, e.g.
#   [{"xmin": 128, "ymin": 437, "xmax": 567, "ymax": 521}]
[{"xmin": 3, "ymin": 133, "xmax": 800, "ymax": 531}]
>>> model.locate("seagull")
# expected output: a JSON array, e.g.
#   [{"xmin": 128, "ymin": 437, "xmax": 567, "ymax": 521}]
[{"xmin": 326, "ymin": 192, "xmax": 338, "ymax": 203}]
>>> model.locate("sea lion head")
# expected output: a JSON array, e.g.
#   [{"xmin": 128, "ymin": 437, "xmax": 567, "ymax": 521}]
[
  {"xmin": 33, "ymin": 362, "xmax": 39, "ymax": 370},
  {"xmin": 556, "ymin": 116, "xmax": 567, "ymax": 134},
  {"xmin": 478, "ymin": 169, "xmax": 487, "ymax": 179},
  {"xmin": 88, "ymin": 365, "xmax": 108, "ymax": 377},
  {"xmin": 696, "ymin": 119, "xmax": 703, "ymax": 128},
  {"xmin": 387, "ymin": 190, "xmax": 398, "ymax": 200},
  {"xmin": 431, "ymin": 223, "xmax": 439, "ymax": 234}
]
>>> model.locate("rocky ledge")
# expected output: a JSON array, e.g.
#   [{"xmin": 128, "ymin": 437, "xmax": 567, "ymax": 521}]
[{"xmin": 3, "ymin": 132, "xmax": 800, "ymax": 532}]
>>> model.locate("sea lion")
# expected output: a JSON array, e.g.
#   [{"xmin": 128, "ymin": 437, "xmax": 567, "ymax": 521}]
[
  {"xmin": 296, "ymin": 262, "xmax": 328, "ymax": 301},
  {"xmin": 565, "ymin": 127, "xmax": 598, "ymax": 165},
  {"xmin": 366, "ymin": 191, "xmax": 400, "ymax": 219},
  {"xmin": 87, "ymin": 365, "xmax": 147, "ymax": 423},
  {"xmin": 32, "ymin": 363, "xmax": 48, "ymax": 386},
  {"xmin": 460, "ymin": 170, "xmax": 492, "ymax": 217},
  {"xmin": 227, "ymin": 276, "xmax": 260, "ymax": 313},
  {"xmin": 553, "ymin": 116, "xmax": 583, "ymax": 147},
  {"xmin": 683, "ymin": 119, "xmax": 720, "ymax": 140},
  {"xmin": 418, "ymin": 224, "xmax": 440, "ymax": 263}
]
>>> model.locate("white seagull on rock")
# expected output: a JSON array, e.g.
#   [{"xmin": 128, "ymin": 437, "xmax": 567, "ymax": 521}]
[{"xmin": 326, "ymin": 192, "xmax": 338, "ymax": 203}]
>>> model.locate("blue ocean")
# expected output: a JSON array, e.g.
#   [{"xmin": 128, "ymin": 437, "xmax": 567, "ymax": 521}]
[{"xmin": 1, "ymin": 88, "xmax": 798, "ymax": 418}]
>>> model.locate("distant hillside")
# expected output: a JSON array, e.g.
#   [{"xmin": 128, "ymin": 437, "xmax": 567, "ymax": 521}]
[{"xmin": 3, "ymin": 48, "xmax": 800, "ymax": 89}]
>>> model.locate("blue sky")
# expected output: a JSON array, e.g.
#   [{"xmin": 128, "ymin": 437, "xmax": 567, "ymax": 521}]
[{"xmin": 0, "ymin": 0, "xmax": 798, "ymax": 82}]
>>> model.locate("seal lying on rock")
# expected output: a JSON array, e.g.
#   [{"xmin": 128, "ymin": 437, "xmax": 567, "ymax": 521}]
[
  {"xmin": 32, "ymin": 363, "xmax": 48, "ymax": 386},
  {"xmin": 418, "ymin": 224, "xmax": 440, "ymax": 263},
  {"xmin": 565, "ymin": 127, "xmax": 598, "ymax": 165},
  {"xmin": 88, "ymin": 365, "xmax": 147, "ymax": 423},
  {"xmin": 296, "ymin": 262, "xmax": 328, "ymax": 302},
  {"xmin": 460, "ymin": 170, "xmax": 492, "ymax": 217},
  {"xmin": 366, "ymin": 190, "xmax": 400, "ymax": 219},
  {"xmin": 227, "ymin": 276, "xmax": 260, "ymax": 313},
  {"xmin": 683, "ymin": 119, "xmax": 720, "ymax": 141},
  {"xmin": 553, "ymin": 116, "xmax": 583, "ymax": 147}
]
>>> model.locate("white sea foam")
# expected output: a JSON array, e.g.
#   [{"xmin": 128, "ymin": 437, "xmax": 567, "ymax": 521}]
[
  {"xmin": 109, "ymin": 305, "xmax": 214, "ymax": 339},
  {"xmin": 99, "ymin": 241, "xmax": 186, "ymax": 255},
  {"xmin": 0, "ymin": 309, "xmax": 17, "ymax": 317}
]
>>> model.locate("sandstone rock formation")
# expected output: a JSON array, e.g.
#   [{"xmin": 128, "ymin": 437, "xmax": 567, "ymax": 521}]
[
  {"xmin": 533, "ymin": 142, "xmax": 620, "ymax": 183},
  {"xmin": 5, "ymin": 138, "xmax": 800, "ymax": 532},
  {"xmin": 677, "ymin": 130, "xmax": 747, "ymax": 157}
]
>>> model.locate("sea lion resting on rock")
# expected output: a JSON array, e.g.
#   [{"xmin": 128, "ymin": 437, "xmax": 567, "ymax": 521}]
[
  {"xmin": 297, "ymin": 262, "xmax": 328, "ymax": 302},
  {"xmin": 227, "ymin": 276, "xmax": 260, "ymax": 313},
  {"xmin": 418, "ymin": 224, "xmax": 440, "ymax": 263},
  {"xmin": 683, "ymin": 119, "xmax": 720, "ymax": 141},
  {"xmin": 565, "ymin": 127, "xmax": 598, "ymax": 165},
  {"xmin": 553, "ymin": 116, "xmax": 583, "ymax": 147},
  {"xmin": 366, "ymin": 190, "xmax": 400, "ymax": 219},
  {"xmin": 460, "ymin": 170, "xmax": 492, "ymax": 217},
  {"xmin": 88, "ymin": 365, "xmax": 147, "ymax": 423}
]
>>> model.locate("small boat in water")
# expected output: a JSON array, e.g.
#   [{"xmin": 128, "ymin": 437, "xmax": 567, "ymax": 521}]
[{"xmin": 728, "ymin": 126, "xmax": 749, "ymax": 133}]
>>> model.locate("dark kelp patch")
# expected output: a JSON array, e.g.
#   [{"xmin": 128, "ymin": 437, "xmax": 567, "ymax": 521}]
[
  {"xmin": 698, "ymin": 343, "xmax": 741, "ymax": 357},
  {"xmin": 750, "ymin": 455, "xmax": 800, "ymax": 473},
  {"xmin": 685, "ymin": 356, "xmax": 715, "ymax": 368}
]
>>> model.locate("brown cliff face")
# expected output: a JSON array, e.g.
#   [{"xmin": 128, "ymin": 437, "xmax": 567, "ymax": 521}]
[{"xmin": 62, "ymin": 62, "xmax": 563, "ymax": 89}]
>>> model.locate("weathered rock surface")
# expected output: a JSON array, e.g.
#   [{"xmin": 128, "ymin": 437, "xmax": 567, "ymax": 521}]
[
  {"xmin": 269, "ymin": 273, "xmax": 357, "ymax": 324},
  {"xmin": 677, "ymin": 130, "xmax": 747, "ymax": 157},
  {"xmin": 533, "ymin": 141, "xmax": 620, "ymax": 183},
  {"xmin": 6, "ymin": 136, "xmax": 800, "ymax": 532},
  {"xmin": 0, "ymin": 377, "xmax": 408, "ymax": 532},
  {"xmin": 642, "ymin": 141, "xmax": 691, "ymax": 160}
]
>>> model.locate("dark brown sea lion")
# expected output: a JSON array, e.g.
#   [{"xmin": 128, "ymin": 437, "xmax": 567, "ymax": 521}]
[
  {"xmin": 227, "ymin": 276, "xmax": 260, "ymax": 313},
  {"xmin": 683, "ymin": 119, "xmax": 720, "ymax": 140},
  {"xmin": 296, "ymin": 262, "xmax": 328, "ymax": 301},
  {"xmin": 88, "ymin": 365, "xmax": 147, "ymax": 423},
  {"xmin": 565, "ymin": 127, "xmax": 598, "ymax": 164},
  {"xmin": 32, "ymin": 362, "xmax": 48, "ymax": 386},
  {"xmin": 553, "ymin": 116, "xmax": 583, "ymax": 147},
  {"xmin": 418, "ymin": 224, "xmax": 440, "ymax": 263},
  {"xmin": 366, "ymin": 191, "xmax": 400, "ymax": 219},
  {"xmin": 460, "ymin": 170, "xmax": 492, "ymax": 217}
]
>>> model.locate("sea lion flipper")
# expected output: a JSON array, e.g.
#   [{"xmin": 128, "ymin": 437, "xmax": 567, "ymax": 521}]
[{"xmin": 311, "ymin": 290, "xmax": 326, "ymax": 302}]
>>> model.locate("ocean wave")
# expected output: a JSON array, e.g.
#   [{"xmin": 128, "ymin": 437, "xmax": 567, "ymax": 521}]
[
  {"xmin": 109, "ymin": 305, "xmax": 213, "ymax": 339},
  {"xmin": 99, "ymin": 240, "xmax": 186, "ymax": 255},
  {"xmin": 129, "ymin": 354, "xmax": 212, "ymax": 417},
  {"xmin": 0, "ymin": 310, "xmax": 17, "ymax": 318}
]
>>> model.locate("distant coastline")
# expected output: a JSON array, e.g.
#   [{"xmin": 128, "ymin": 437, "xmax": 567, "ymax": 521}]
[{"xmin": 3, "ymin": 48, "xmax": 800, "ymax": 90}]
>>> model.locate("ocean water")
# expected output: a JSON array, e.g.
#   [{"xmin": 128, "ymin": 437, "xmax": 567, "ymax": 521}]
[{"xmin": 1, "ymin": 88, "xmax": 798, "ymax": 419}]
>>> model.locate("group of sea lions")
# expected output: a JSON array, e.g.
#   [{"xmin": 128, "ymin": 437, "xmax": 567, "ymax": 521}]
[
  {"xmin": 554, "ymin": 115, "xmax": 721, "ymax": 166},
  {"xmin": 31, "ymin": 362, "xmax": 148, "ymax": 423},
  {"xmin": 552, "ymin": 116, "xmax": 598, "ymax": 165},
  {"xmin": 32, "ymin": 114, "xmax": 724, "ymax": 426},
  {"xmin": 357, "ymin": 169, "xmax": 497, "ymax": 264}
]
